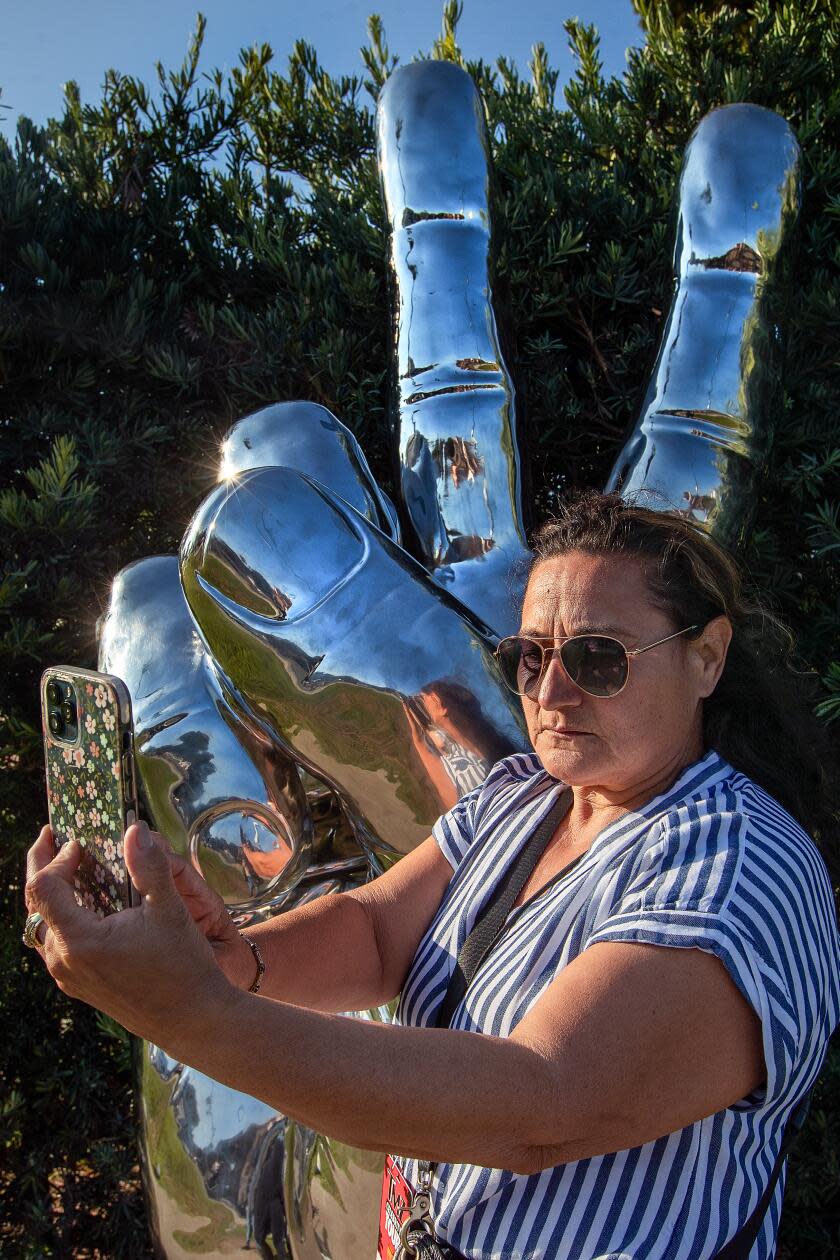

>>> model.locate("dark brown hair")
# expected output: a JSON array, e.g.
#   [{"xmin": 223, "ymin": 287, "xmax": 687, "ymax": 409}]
[{"xmin": 527, "ymin": 490, "xmax": 836, "ymax": 843}]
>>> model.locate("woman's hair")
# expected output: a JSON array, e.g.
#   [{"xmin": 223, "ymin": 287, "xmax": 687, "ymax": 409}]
[{"xmin": 527, "ymin": 490, "xmax": 836, "ymax": 843}]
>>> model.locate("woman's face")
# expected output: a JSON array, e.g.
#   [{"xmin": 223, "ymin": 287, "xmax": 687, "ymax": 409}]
[{"xmin": 519, "ymin": 550, "xmax": 726, "ymax": 793}]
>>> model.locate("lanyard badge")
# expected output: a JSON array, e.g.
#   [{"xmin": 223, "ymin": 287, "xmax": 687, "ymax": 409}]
[{"xmin": 377, "ymin": 1156, "xmax": 435, "ymax": 1259}]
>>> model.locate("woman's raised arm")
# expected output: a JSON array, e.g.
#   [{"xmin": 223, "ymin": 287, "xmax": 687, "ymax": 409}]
[
  {"xmin": 26, "ymin": 823, "xmax": 764, "ymax": 1175},
  {"xmin": 27, "ymin": 821, "xmax": 454, "ymax": 1016},
  {"xmin": 241, "ymin": 833, "xmax": 454, "ymax": 1010}
]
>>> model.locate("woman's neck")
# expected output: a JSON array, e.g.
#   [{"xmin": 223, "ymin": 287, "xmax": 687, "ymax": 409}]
[{"xmin": 566, "ymin": 737, "xmax": 707, "ymax": 832}]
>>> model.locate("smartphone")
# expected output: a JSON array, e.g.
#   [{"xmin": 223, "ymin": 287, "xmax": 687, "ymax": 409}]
[{"xmin": 41, "ymin": 666, "xmax": 139, "ymax": 916}]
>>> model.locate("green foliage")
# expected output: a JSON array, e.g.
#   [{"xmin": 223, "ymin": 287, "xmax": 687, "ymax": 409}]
[{"xmin": 1, "ymin": 2, "xmax": 838, "ymax": 1255}]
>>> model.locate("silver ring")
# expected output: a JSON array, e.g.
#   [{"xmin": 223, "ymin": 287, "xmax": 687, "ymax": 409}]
[{"xmin": 22, "ymin": 911, "xmax": 46, "ymax": 950}]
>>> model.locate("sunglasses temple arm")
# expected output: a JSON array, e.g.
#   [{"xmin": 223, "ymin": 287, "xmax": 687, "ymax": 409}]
[{"xmin": 631, "ymin": 625, "xmax": 700, "ymax": 656}]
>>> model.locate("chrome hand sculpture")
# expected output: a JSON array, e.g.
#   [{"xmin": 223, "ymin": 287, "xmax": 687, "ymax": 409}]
[{"xmin": 97, "ymin": 62, "xmax": 800, "ymax": 1260}]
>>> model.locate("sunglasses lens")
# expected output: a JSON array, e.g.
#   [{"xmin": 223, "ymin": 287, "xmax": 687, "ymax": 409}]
[
  {"xmin": 561, "ymin": 636, "xmax": 628, "ymax": 697},
  {"xmin": 497, "ymin": 637, "xmax": 544, "ymax": 696},
  {"xmin": 497, "ymin": 635, "xmax": 630, "ymax": 698}
]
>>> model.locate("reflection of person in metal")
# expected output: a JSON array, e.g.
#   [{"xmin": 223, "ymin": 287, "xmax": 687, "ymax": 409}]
[
  {"xmin": 245, "ymin": 1118, "xmax": 288, "ymax": 1260},
  {"xmin": 26, "ymin": 493, "xmax": 839, "ymax": 1260},
  {"xmin": 404, "ymin": 682, "xmax": 513, "ymax": 808}
]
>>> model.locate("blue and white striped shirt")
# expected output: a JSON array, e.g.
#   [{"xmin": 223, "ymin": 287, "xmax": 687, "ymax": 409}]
[{"xmin": 396, "ymin": 749, "xmax": 840, "ymax": 1259}]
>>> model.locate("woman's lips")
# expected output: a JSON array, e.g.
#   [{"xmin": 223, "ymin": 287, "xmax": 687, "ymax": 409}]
[{"xmin": 540, "ymin": 727, "xmax": 591, "ymax": 737}]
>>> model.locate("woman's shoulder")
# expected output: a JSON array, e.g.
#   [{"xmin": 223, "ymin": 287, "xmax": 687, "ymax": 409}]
[
  {"xmin": 655, "ymin": 756, "xmax": 831, "ymax": 894},
  {"xmin": 472, "ymin": 751, "xmax": 556, "ymax": 818},
  {"xmin": 432, "ymin": 751, "xmax": 551, "ymax": 868},
  {"xmin": 590, "ymin": 753, "xmax": 839, "ymax": 1107},
  {"xmin": 483, "ymin": 749, "xmax": 548, "ymax": 786},
  {"xmin": 635, "ymin": 754, "xmax": 839, "ymax": 974}
]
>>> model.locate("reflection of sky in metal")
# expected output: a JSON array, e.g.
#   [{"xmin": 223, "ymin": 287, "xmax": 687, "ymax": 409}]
[
  {"xmin": 195, "ymin": 484, "xmax": 472, "ymax": 689},
  {"xmin": 99, "ymin": 553, "xmax": 316, "ymax": 914},
  {"xmin": 218, "ymin": 403, "xmax": 401, "ymax": 542},
  {"xmin": 182, "ymin": 1070, "xmax": 277, "ymax": 1152},
  {"xmin": 5, "ymin": 0, "xmax": 641, "ymax": 132},
  {"xmin": 377, "ymin": 61, "xmax": 530, "ymax": 635}
]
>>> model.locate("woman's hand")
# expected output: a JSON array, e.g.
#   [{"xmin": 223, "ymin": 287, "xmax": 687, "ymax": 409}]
[{"xmin": 24, "ymin": 823, "xmax": 241, "ymax": 1045}]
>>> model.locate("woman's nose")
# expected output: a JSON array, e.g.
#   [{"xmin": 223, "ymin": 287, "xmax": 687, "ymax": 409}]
[{"xmin": 535, "ymin": 651, "xmax": 584, "ymax": 708}]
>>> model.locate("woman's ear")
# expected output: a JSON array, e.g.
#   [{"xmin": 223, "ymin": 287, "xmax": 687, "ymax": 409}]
[{"xmin": 692, "ymin": 615, "xmax": 733, "ymax": 698}]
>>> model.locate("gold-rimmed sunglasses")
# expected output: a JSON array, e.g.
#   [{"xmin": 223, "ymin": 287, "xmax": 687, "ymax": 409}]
[{"xmin": 495, "ymin": 626, "xmax": 700, "ymax": 700}]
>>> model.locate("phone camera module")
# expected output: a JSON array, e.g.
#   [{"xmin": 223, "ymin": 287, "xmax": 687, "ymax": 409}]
[
  {"xmin": 61, "ymin": 700, "xmax": 76, "ymax": 724},
  {"xmin": 46, "ymin": 681, "xmax": 62, "ymax": 706},
  {"xmin": 48, "ymin": 711, "xmax": 64, "ymax": 737}
]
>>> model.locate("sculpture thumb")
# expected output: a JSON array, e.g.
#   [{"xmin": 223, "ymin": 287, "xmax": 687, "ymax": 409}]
[{"xmin": 125, "ymin": 822, "xmax": 183, "ymax": 914}]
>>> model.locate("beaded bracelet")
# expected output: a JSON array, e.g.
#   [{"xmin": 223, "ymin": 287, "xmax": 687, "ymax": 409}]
[{"xmin": 239, "ymin": 931, "xmax": 266, "ymax": 994}]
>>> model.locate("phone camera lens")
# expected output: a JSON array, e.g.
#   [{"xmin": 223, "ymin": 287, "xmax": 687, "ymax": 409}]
[
  {"xmin": 48, "ymin": 711, "xmax": 64, "ymax": 736},
  {"xmin": 61, "ymin": 700, "xmax": 76, "ymax": 724},
  {"xmin": 47, "ymin": 682, "xmax": 61, "ymax": 706}
]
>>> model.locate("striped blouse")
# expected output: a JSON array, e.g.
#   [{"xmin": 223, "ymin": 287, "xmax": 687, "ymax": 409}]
[{"xmin": 395, "ymin": 749, "xmax": 840, "ymax": 1259}]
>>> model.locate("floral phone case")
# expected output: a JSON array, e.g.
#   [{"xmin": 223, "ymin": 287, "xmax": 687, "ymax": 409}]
[{"xmin": 41, "ymin": 667, "xmax": 138, "ymax": 916}]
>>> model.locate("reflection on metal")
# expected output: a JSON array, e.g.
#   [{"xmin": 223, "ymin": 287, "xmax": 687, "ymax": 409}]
[
  {"xmin": 377, "ymin": 61, "xmax": 529, "ymax": 635},
  {"xmin": 138, "ymin": 1041, "xmax": 286, "ymax": 1260},
  {"xmin": 98, "ymin": 555, "xmax": 313, "ymax": 913},
  {"xmin": 284, "ymin": 1006, "xmax": 392, "ymax": 1260},
  {"xmin": 218, "ymin": 401, "xmax": 401, "ymax": 543},
  {"xmin": 180, "ymin": 465, "xmax": 527, "ymax": 858},
  {"xmin": 606, "ymin": 104, "xmax": 801, "ymax": 548},
  {"xmin": 137, "ymin": 869, "xmax": 374, "ymax": 1260}
]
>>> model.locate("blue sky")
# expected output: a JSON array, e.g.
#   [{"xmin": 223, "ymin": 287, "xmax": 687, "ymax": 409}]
[{"xmin": 2, "ymin": 1, "xmax": 643, "ymax": 133}]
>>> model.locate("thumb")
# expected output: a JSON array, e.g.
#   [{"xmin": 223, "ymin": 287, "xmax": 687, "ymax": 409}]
[{"xmin": 124, "ymin": 822, "xmax": 186, "ymax": 918}]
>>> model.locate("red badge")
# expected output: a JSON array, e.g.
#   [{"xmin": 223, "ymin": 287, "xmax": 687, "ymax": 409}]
[{"xmin": 377, "ymin": 1154, "xmax": 414, "ymax": 1260}]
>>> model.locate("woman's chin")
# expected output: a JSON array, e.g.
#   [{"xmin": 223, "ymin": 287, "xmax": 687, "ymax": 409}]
[{"xmin": 534, "ymin": 732, "xmax": 600, "ymax": 782}]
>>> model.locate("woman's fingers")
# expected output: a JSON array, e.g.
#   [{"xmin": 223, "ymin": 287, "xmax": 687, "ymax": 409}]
[
  {"xmin": 147, "ymin": 827, "xmax": 173, "ymax": 854},
  {"xmin": 139, "ymin": 824, "xmax": 221, "ymax": 902},
  {"xmin": 125, "ymin": 821, "xmax": 230, "ymax": 934},
  {"xmin": 25, "ymin": 839, "xmax": 94, "ymax": 950},
  {"xmin": 168, "ymin": 856, "xmax": 226, "ymax": 915},
  {"xmin": 23, "ymin": 820, "xmax": 228, "ymax": 1045},
  {"xmin": 25, "ymin": 825, "xmax": 57, "ymax": 903}
]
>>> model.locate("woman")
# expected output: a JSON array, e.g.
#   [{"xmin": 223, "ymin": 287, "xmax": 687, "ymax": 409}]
[{"xmin": 25, "ymin": 492, "xmax": 840, "ymax": 1260}]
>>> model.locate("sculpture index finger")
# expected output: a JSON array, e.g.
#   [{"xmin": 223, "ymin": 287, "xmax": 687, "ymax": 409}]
[{"xmin": 377, "ymin": 62, "xmax": 530, "ymax": 637}]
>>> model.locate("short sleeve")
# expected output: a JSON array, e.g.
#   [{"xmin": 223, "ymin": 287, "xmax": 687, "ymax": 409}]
[
  {"xmin": 588, "ymin": 906, "xmax": 799, "ymax": 1108},
  {"xmin": 432, "ymin": 783, "xmax": 485, "ymax": 870},
  {"xmin": 586, "ymin": 807, "xmax": 802, "ymax": 1109}
]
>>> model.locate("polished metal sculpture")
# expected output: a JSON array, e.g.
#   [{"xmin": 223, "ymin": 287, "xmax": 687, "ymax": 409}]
[
  {"xmin": 96, "ymin": 67, "xmax": 800, "ymax": 1260},
  {"xmin": 98, "ymin": 555, "xmax": 315, "ymax": 913},
  {"xmin": 180, "ymin": 465, "xmax": 527, "ymax": 859},
  {"xmin": 219, "ymin": 400, "xmax": 402, "ymax": 544},
  {"xmin": 377, "ymin": 60, "xmax": 530, "ymax": 636},
  {"xmin": 607, "ymin": 104, "xmax": 801, "ymax": 549}
]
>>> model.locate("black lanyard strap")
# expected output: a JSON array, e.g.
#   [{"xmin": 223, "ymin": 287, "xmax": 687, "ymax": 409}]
[{"xmin": 435, "ymin": 788, "xmax": 573, "ymax": 1030}]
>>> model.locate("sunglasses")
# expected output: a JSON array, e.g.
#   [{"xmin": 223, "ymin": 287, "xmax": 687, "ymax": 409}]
[{"xmin": 495, "ymin": 625, "xmax": 700, "ymax": 700}]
